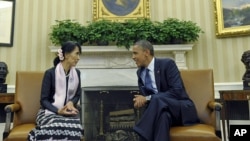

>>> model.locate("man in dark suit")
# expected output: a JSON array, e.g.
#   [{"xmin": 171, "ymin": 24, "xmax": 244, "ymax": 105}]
[{"xmin": 132, "ymin": 40, "xmax": 200, "ymax": 141}]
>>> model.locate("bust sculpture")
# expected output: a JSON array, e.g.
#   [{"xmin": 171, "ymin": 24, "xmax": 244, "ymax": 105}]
[
  {"xmin": 0, "ymin": 62, "xmax": 8, "ymax": 93},
  {"xmin": 241, "ymin": 50, "xmax": 250, "ymax": 89},
  {"xmin": 0, "ymin": 62, "xmax": 8, "ymax": 83}
]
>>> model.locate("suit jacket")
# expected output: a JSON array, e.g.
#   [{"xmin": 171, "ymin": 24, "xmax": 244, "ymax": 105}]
[{"xmin": 137, "ymin": 58, "xmax": 199, "ymax": 125}]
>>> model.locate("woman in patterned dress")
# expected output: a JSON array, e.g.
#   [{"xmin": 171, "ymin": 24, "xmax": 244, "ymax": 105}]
[{"xmin": 27, "ymin": 41, "xmax": 84, "ymax": 140}]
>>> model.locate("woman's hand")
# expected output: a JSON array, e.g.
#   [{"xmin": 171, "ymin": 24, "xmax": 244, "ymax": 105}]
[
  {"xmin": 58, "ymin": 101, "xmax": 79, "ymax": 116},
  {"xmin": 133, "ymin": 95, "xmax": 147, "ymax": 109}
]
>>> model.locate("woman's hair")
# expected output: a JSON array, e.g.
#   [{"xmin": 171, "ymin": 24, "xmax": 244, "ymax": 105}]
[{"xmin": 53, "ymin": 41, "xmax": 82, "ymax": 66}]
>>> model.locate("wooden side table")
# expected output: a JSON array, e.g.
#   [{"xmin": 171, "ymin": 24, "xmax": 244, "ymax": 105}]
[
  {"xmin": 0, "ymin": 93, "xmax": 14, "ymax": 104},
  {"xmin": 219, "ymin": 90, "xmax": 250, "ymax": 141}
]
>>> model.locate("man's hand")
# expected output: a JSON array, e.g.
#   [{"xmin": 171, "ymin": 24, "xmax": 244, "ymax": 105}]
[{"xmin": 133, "ymin": 95, "xmax": 147, "ymax": 109}]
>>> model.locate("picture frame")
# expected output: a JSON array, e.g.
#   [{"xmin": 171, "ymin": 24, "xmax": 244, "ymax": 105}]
[
  {"xmin": 92, "ymin": 0, "xmax": 150, "ymax": 22},
  {"xmin": 214, "ymin": 0, "xmax": 250, "ymax": 38},
  {"xmin": 0, "ymin": 0, "xmax": 15, "ymax": 47}
]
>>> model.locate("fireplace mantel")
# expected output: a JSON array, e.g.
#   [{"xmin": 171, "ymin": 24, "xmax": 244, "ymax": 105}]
[
  {"xmin": 49, "ymin": 44, "xmax": 193, "ymax": 69},
  {"xmin": 49, "ymin": 44, "xmax": 193, "ymax": 52},
  {"xmin": 49, "ymin": 44, "xmax": 193, "ymax": 87}
]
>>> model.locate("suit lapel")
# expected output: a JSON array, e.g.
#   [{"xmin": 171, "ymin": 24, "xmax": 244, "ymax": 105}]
[
  {"xmin": 137, "ymin": 67, "xmax": 144, "ymax": 86},
  {"xmin": 154, "ymin": 58, "xmax": 161, "ymax": 90}
]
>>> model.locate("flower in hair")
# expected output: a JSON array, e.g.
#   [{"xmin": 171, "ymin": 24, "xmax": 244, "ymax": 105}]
[{"xmin": 57, "ymin": 49, "xmax": 64, "ymax": 61}]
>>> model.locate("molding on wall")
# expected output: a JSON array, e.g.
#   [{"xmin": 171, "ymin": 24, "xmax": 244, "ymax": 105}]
[
  {"xmin": 214, "ymin": 82, "xmax": 243, "ymax": 99},
  {"xmin": 6, "ymin": 85, "xmax": 15, "ymax": 93},
  {"xmin": 7, "ymin": 82, "xmax": 243, "ymax": 98}
]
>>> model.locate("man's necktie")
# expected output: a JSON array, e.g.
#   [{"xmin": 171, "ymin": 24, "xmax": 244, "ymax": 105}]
[{"xmin": 145, "ymin": 68, "xmax": 155, "ymax": 94}]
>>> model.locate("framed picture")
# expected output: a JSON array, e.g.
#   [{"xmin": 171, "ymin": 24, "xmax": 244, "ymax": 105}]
[
  {"xmin": 0, "ymin": 0, "xmax": 15, "ymax": 46},
  {"xmin": 92, "ymin": 0, "xmax": 150, "ymax": 22},
  {"xmin": 214, "ymin": 0, "xmax": 250, "ymax": 38}
]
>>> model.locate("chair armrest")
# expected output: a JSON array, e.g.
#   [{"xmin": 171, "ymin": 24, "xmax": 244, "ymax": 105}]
[
  {"xmin": 207, "ymin": 101, "xmax": 223, "ymax": 138},
  {"xmin": 3, "ymin": 103, "xmax": 21, "ymax": 140},
  {"xmin": 207, "ymin": 101, "xmax": 222, "ymax": 111},
  {"xmin": 4, "ymin": 103, "xmax": 21, "ymax": 113}
]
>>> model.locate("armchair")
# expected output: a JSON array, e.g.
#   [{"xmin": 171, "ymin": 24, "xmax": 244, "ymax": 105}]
[
  {"xmin": 170, "ymin": 69, "xmax": 222, "ymax": 141},
  {"xmin": 3, "ymin": 71, "xmax": 44, "ymax": 141}
]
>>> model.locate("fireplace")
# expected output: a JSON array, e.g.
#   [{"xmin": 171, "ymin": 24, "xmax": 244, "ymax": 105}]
[{"xmin": 81, "ymin": 86, "xmax": 140, "ymax": 141}]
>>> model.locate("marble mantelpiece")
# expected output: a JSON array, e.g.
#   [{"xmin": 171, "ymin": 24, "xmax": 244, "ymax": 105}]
[{"xmin": 49, "ymin": 44, "xmax": 193, "ymax": 87}]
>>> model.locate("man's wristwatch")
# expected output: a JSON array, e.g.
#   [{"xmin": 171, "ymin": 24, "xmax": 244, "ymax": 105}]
[{"xmin": 145, "ymin": 95, "xmax": 151, "ymax": 101}]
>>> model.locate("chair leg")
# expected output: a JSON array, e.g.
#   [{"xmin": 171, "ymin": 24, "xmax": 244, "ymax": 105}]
[
  {"xmin": 215, "ymin": 101, "xmax": 222, "ymax": 139},
  {"xmin": 215, "ymin": 130, "xmax": 221, "ymax": 138},
  {"xmin": 3, "ymin": 112, "xmax": 12, "ymax": 141},
  {"xmin": 3, "ymin": 132, "xmax": 9, "ymax": 141}
]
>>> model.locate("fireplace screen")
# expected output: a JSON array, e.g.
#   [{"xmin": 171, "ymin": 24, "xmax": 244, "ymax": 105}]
[{"xmin": 82, "ymin": 87, "xmax": 140, "ymax": 141}]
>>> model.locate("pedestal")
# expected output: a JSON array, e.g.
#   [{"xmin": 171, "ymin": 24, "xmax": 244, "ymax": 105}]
[
  {"xmin": 243, "ymin": 80, "xmax": 250, "ymax": 90},
  {"xmin": 0, "ymin": 84, "xmax": 7, "ymax": 93}
]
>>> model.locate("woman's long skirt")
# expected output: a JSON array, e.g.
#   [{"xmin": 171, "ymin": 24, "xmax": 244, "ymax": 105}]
[{"xmin": 27, "ymin": 109, "xmax": 84, "ymax": 141}]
